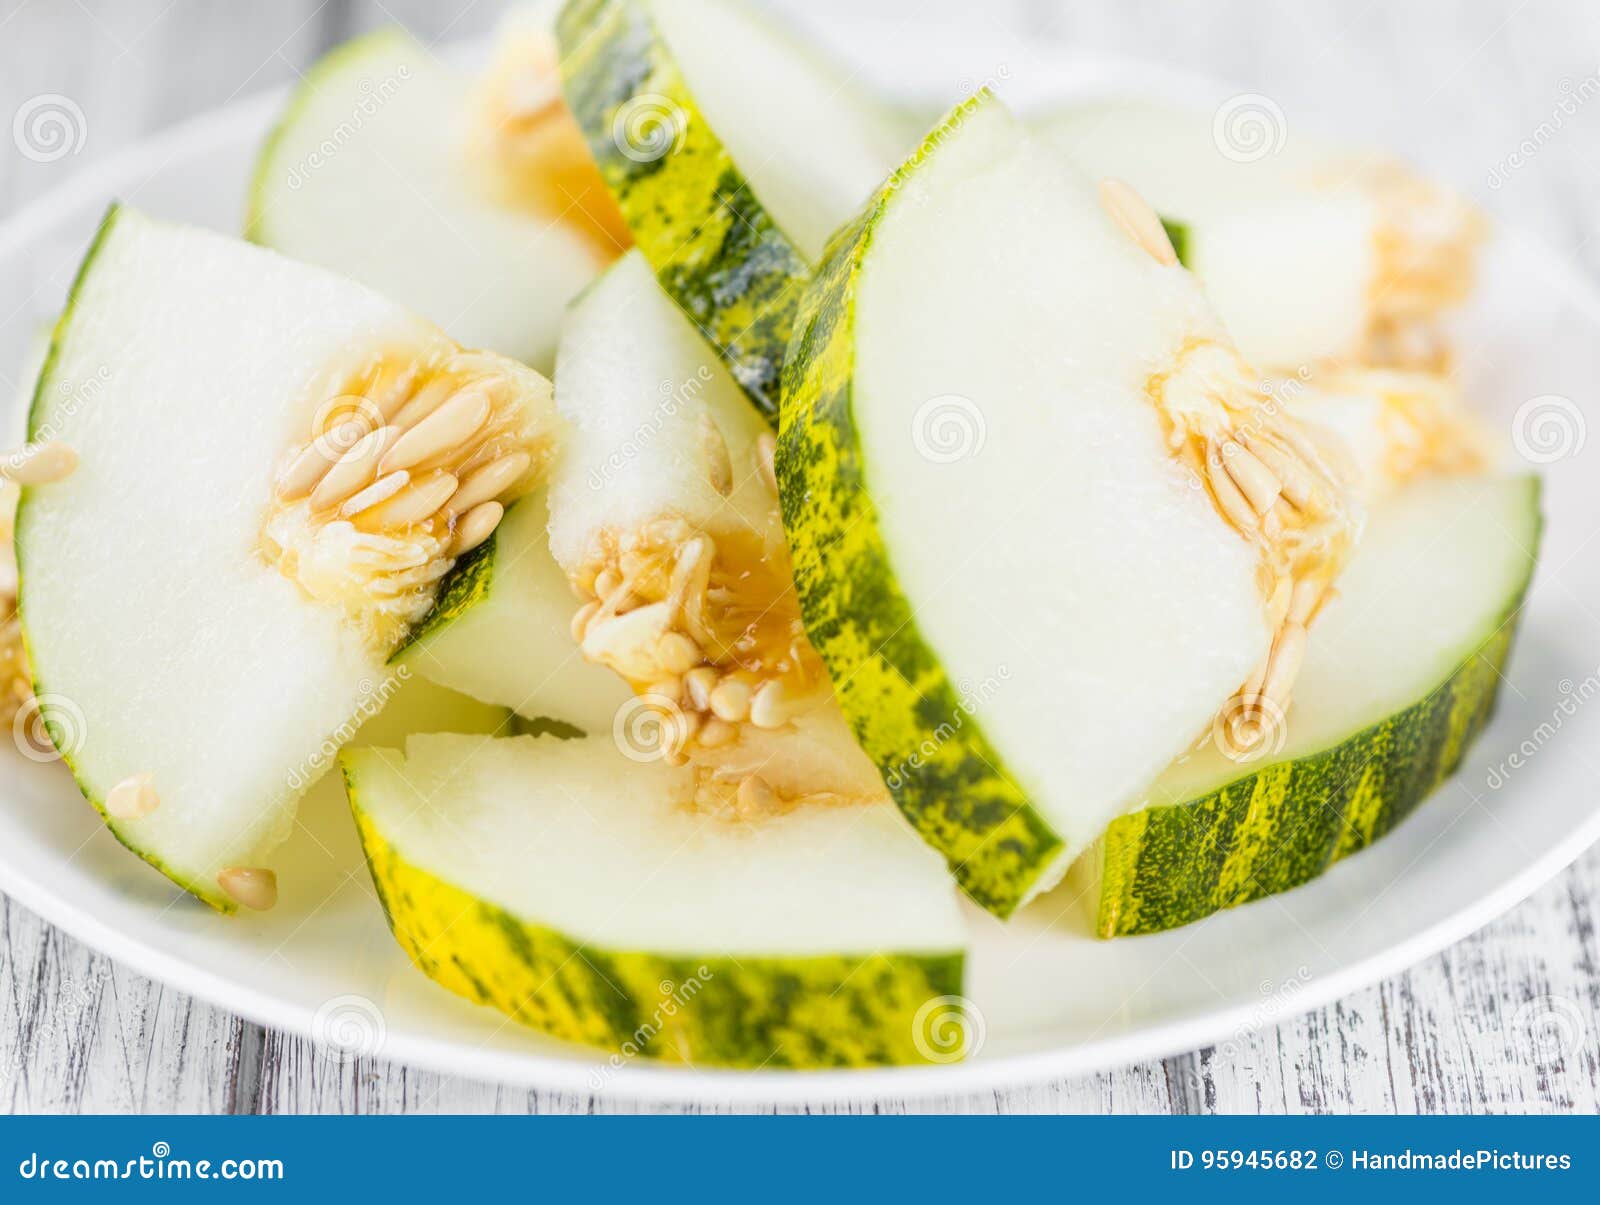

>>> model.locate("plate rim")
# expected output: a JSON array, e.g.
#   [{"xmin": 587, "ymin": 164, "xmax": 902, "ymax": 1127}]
[{"xmin": 1, "ymin": 65, "xmax": 1598, "ymax": 1108}]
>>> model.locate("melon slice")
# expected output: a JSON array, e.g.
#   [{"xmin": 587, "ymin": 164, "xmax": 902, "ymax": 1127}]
[
  {"xmin": 392, "ymin": 489, "xmax": 633, "ymax": 734},
  {"xmin": 1083, "ymin": 472, "xmax": 1541, "ymax": 935},
  {"xmin": 556, "ymin": 0, "xmax": 911, "ymax": 414},
  {"xmin": 247, "ymin": 5, "xmax": 627, "ymax": 369},
  {"xmin": 779, "ymin": 94, "xmax": 1362, "ymax": 917},
  {"xmin": 344, "ymin": 732, "xmax": 966, "ymax": 1067},
  {"xmin": 1036, "ymin": 100, "xmax": 1484, "ymax": 371},
  {"xmin": 1281, "ymin": 368, "xmax": 1496, "ymax": 503},
  {"xmin": 550, "ymin": 248, "xmax": 889, "ymax": 809},
  {"xmin": 15, "ymin": 206, "xmax": 558, "ymax": 910}
]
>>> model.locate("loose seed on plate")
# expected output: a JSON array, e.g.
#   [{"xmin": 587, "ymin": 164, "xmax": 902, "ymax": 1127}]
[
  {"xmin": 217, "ymin": 866, "xmax": 278, "ymax": 911},
  {"xmin": 104, "ymin": 772, "xmax": 159, "ymax": 820},
  {"xmin": 0, "ymin": 440, "xmax": 78, "ymax": 486}
]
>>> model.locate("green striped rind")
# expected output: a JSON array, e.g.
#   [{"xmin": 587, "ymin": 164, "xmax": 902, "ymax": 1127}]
[
  {"xmin": 345, "ymin": 755, "xmax": 965, "ymax": 1067},
  {"xmin": 388, "ymin": 525, "xmax": 497, "ymax": 664},
  {"xmin": 555, "ymin": 0, "xmax": 809, "ymax": 419},
  {"xmin": 776, "ymin": 94, "xmax": 1065, "ymax": 919},
  {"xmin": 1161, "ymin": 217, "xmax": 1190, "ymax": 267},
  {"xmin": 1093, "ymin": 494, "xmax": 1541, "ymax": 937},
  {"xmin": 14, "ymin": 204, "xmax": 235, "ymax": 912}
]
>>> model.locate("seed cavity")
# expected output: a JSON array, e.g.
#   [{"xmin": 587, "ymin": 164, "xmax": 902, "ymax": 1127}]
[
  {"xmin": 1147, "ymin": 340, "xmax": 1359, "ymax": 752},
  {"xmin": 262, "ymin": 346, "xmax": 552, "ymax": 652},
  {"xmin": 217, "ymin": 866, "xmax": 278, "ymax": 911}
]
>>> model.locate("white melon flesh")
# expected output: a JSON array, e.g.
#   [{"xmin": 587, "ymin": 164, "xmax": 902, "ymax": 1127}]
[
  {"xmin": 394, "ymin": 490, "xmax": 632, "ymax": 734},
  {"xmin": 548, "ymin": 250, "xmax": 777, "ymax": 567},
  {"xmin": 1037, "ymin": 102, "xmax": 1475, "ymax": 370},
  {"xmin": 248, "ymin": 10, "xmax": 620, "ymax": 369},
  {"xmin": 850, "ymin": 101, "xmax": 1271, "ymax": 869},
  {"xmin": 1148, "ymin": 473, "xmax": 1539, "ymax": 803},
  {"xmin": 352, "ymin": 733, "xmax": 961, "ymax": 955},
  {"xmin": 644, "ymin": 0, "xmax": 909, "ymax": 262},
  {"xmin": 15, "ymin": 207, "xmax": 553, "ymax": 909}
]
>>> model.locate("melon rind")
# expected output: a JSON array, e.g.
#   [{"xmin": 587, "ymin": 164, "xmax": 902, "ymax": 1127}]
[
  {"xmin": 344, "ymin": 740, "xmax": 966, "ymax": 1068},
  {"xmin": 555, "ymin": 0, "xmax": 904, "ymax": 417},
  {"xmin": 776, "ymin": 96, "xmax": 1067, "ymax": 917},
  {"xmin": 556, "ymin": 0, "xmax": 804, "ymax": 415},
  {"xmin": 1088, "ymin": 475, "xmax": 1542, "ymax": 936}
]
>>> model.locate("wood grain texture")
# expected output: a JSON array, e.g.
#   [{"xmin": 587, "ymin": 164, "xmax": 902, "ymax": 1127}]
[{"xmin": 1, "ymin": 0, "xmax": 1598, "ymax": 1115}]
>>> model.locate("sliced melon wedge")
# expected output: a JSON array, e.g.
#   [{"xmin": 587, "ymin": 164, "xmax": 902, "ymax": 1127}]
[
  {"xmin": 1037, "ymin": 101, "xmax": 1484, "ymax": 371},
  {"xmin": 556, "ymin": 0, "xmax": 911, "ymax": 414},
  {"xmin": 344, "ymin": 733, "xmax": 966, "ymax": 1067},
  {"xmin": 779, "ymin": 94, "xmax": 1362, "ymax": 917},
  {"xmin": 1083, "ymin": 473, "xmax": 1541, "ymax": 936},
  {"xmin": 248, "ymin": 7, "xmax": 627, "ymax": 369},
  {"xmin": 550, "ymin": 249, "xmax": 890, "ymax": 809},
  {"xmin": 16, "ymin": 206, "xmax": 558, "ymax": 910},
  {"xmin": 392, "ymin": 490, "xmax": 633, "ymax": 734}
]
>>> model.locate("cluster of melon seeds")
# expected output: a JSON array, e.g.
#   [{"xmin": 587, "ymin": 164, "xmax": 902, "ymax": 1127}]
[
  {"xmin": 1353, "ymin": 162, "xmax": 1486, "ymax": 369},
  {"xmin": 569, "ymin": 432, "xmax": 836, "ymax": 783},
  {"xmin": 1349, "ymin": 368, "xmax": 1493, "ymax": 487},
  {"xmin": 1149, "ymin": 351, "xmax": 1359, "ymax": 759},
  {"xmin": 463, "ymin": 21, "xmax": 631, "ymax": 262},
  {"xmin": 264, "ymin": 347, "xmax": 552, "ymax": 654}
]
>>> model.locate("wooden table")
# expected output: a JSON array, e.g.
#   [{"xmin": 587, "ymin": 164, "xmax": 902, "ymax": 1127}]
[{"xmin": 1, "ymin": 0, "xmax": 1597, "ymax": 1114}]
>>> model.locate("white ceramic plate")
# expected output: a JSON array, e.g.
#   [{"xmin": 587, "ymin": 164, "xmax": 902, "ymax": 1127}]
[{"xmin": 2, "ymin": 36, "xmax": 1598, "ymax": 1105}]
